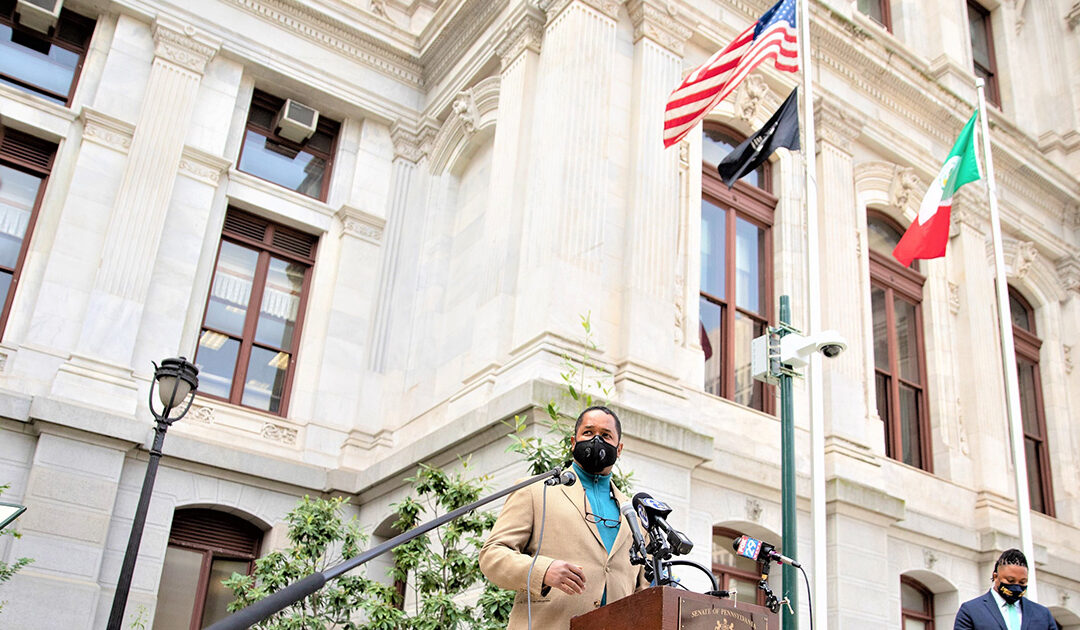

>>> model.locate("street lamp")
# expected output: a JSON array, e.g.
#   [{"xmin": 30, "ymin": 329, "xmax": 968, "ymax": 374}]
[
  {"xmin": 750, "ymin": 296, "xmax": 846, "ymax": 630},
  {"xmin": 106, "ymin": 357, "xmax": 199, "ymax": 630}
]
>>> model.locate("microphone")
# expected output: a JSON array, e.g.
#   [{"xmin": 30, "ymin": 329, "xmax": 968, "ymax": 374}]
[
  {"xmin": 631, "ymin": 492, "xmax": 693, "ymax": 556},
  {"xmin": 619, "ymin": 503, "xmax": 647, "ymax": 564},
  {"xmin": 732, "ymin": 534, "xmax": 801, "ymax": 567},
  {"xmin": 544, "ymin": 469, "xmax": 577, "ymax": 486}
]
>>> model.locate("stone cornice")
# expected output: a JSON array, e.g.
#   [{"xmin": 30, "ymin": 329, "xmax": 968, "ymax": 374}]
[
  {"xmin": 814, "ymin": 97, "xmax": 864, "ymax": 154},
  {"xmin": 1056, "ymin": 255, "xmax": 1080, "ymax": 296},
  {"xmin": 335, "ymin": 204, "xmax": 386, "ymax": 244},
  {"xmin": 179, "ymin": 145, "xmax": 232, "ymax": 186},
  {"xmin": 153, "ymin": 17, "xmax": 221, "ymax": 74},
  {"xmin": 227, "ymin": 0, "xmax": 424, "ymax": 87},
  {"xmin": 390, "ymin": 119, "xmax": 438, "ymax": 163},
  {"xmin": 627, "ymin": 0, "xmax": 692, "ymax": 56},
  {"xmin": 421, "ymin": 0, "xmax": 509, "ymax": 86},
  {"xmin": 81, "ymin": 107, "xmax": 134, "ymax": 154},
  {"xmin": 496, "ymin": 6, "xmax": 545, "ymax": 68},
  {"xmin": 537, "ymin": 0, "xmax": 624, "ymax": 24}
]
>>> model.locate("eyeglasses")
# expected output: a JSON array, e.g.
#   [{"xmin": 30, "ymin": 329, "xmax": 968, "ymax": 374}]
[{"xmin": 584, "ymin": 493, "xmax": 620, "ymax": 529}]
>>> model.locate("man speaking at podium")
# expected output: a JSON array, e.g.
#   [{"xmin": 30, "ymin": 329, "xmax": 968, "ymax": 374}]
[{"xmin": 480, "ymin": 406, "xmax": 649, "ymax": 629}]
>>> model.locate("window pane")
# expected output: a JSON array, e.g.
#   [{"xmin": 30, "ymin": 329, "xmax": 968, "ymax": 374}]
[
  {"xmin": 968, "ymin": 7, "xmax": 991, "ymax": 68},
  {"xmin": 901, "ymin": 582, "xmax": 928, "ymax": 613},
  {"xmin": 867, "ymin": 217, "xmax": 903, "ymax": 259},
  {"xmin": 871, "ymin": 287, "xmax": 889, "ymax": 371},
  {"xmin": 703, "ymin": 128, "xmax": 759, "ymax": 187},
  {"xmin": 205, "ymin": 242, "xmax": 259, "ymax": 337},
  {"xmin": 903, "ymin": 620, "xmax": 927, "ymax": 630},
  {"xmin": 195, "ymin": 333, "xmax": 240, "ymax": 399},
  {"xmin": 733, "ymin": 312, "xmax": 765, "ymax": 409},
  {"xmin": 0, "ymin": 25, "xmax": 79, "ymax": 102},
  {"xmin": 899, "ymin": 384, "xmax": 922, "ymax": 468},
  {"xmin": 875, "ymin": 371, "xmax": 891, "ymax": 427},
  {"xmin": 238, "ymin": 130, "xmax": 327, "ymax": 199},
  {"xmin": 254, "ymin": 257, "xmax": 304, "ymax": 349},
  {"xmin": 857, "ymin": 0, "xmax": 885, "ymax": 25},
  {"xmin": 1016, "ymin": 359, "xmax": 1040, "ymax": 436},
  {"xmin": 242, "ymin": 346, "xmax": 289, "ymax": 412},
  {"xmin": 1009, "ymin": 293, "xmax": 1031, "ymax": 331},
  {"xmin": 0, "ymin": 166, "xmax": 43, "ymax": 269},
  {"xmin": 200, "ymin": 558, "xmax": 250, "ymax": 628},
  {"xmin": 700, "ymin": 200, "xmax": 726, "ymax": 299},
  {"xmin": 735, "ymin": 218, "xmax": 765, "ymax": 313},
  {"xmin": 729, "ymin": 576, "xmax": 758, "ymax": 604},
  {"xmin": 151, "ymin": 546, "xmax": 202, "ymax": 630},
  {"xmin": 700, "ymin": 297, "xmax": 723, "ymax": 396},
  {"xmin": 1024, "ymin": 438, "xmax": 1045, "ymax": 513},
  {"xmin": 894, "ymin": 297, "xmax": 920, "ymax": 382}
]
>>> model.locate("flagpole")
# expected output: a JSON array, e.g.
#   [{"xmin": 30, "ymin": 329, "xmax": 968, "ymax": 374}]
[
  {"xmin": 798, "ymin": 0, "xmax": 827, "ymax": 628},
  {"xmin": 975, "ymin": 77, "xmax": 1038, "ymax": 599}
]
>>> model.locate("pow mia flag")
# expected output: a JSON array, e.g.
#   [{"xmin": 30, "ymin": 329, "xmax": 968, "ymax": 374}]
[{"xmin": 717, "ymin": 88, "xmax": 800, "ymax": 188}]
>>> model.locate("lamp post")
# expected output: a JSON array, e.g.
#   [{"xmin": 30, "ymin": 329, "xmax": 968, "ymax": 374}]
[{"xmin": 106, "ymin": 357, "xmax": 199, "ymax": 630}]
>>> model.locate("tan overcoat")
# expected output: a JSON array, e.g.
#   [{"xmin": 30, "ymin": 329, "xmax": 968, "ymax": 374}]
[{"xmin": 479, "ymin": 478, "xmax": 649, "ymax": 630}]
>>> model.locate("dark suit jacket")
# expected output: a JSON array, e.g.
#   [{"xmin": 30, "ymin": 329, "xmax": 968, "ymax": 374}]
[{"xmin": 954, "ymin": 591, "xmax": 1059, "ymax": 630}]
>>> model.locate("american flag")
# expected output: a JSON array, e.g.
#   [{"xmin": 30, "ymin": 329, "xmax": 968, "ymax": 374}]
[{"xmin": 662, "ymin": 0, "xmax": 799, "ymax": 148}]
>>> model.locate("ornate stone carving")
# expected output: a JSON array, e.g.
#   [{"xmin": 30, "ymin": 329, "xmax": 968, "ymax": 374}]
[
  {"xmin": 344, "ymin": 217, "xmax": 383, "ymax": 242},
  {"xmin": 1011, "ymin": 0, "xmax": 1027, "ymax": 33},
  {"xmin": 369, "ymin": 0, "xmax": 388, "ymax": 17},
  {"xmin": 678, "ymin": 140, "xmax": 689, "ymax": 166},
  {"xmin": 1011, "ymin": 240, "xmax": 1039, "ymax": 279},
  {"xmin": 536, "ymin": 0, "xmax": 622, "ymax": 22},
  {"xmin": 734, "ymin": 75, "xmax": 769, "ymax": 124},
  {"xmin": 889, "ymin": 166, "xmax": 921, "ymax": 211},
  {"xmin": 153, "ymin": 19, "xmax": 220, "ymax": 74},
  {"xmin": 923, "ymin": 549, "xmax": 939, "ymax": 569},
  {"xmin": 83, "ymin": 116, "xmax": 133, "ymax": 153},
  {"xmin": 956, "ymin": 397, "xmax": 970, "ymax": 455},
  {"xmin": 1065, "ymin": 202, "xmax": 1080, "ymax": 231},
  {"xmin": 497, "ymin": 11, "xmax": 544, "ymax": 67},
  {"xmin": 422, "ymin": 0, "xmax": 509, "ymax": 85},
  {"xmin": 1064, "ymin": 345, "xmax": 1074, "ymax": 374},
  {"xmin": 815, "ymin": 99, "xmax": 863, "ymax": 153},
  {"xmin": 178, "ymin": 147, "xmax": 230, "ymax": 186},
  {"xmin": 390, "ymin": 122, "xmax": 436, "ymax": 163},
  {"xmin": 745, "ymin": 498, "xmax": 763, "ymax": 522},
  {"xmin": 627, "ymin": 0, "xmax": 691, "ymax": 55},
  {"xmin": 189, "ymin": 405, "xmax": 215, "ymax": 424},
  {"xmin": 951, "ymin": 188, "xmax": 987, "ymax": 235},
  {"xmin": 948, "ymin": 282, "xmax": 960, "ymax": 314},
  {"xmin": 1056, "ymin": 255, "xmax": 1080, "ymax": 295},
  {"xmin": 452, "ymin": 92, "xmax": 480, "ymax": 138},
  {"xmin": 261, "ymin": 422, "xmax": 298, "ymax": 445}
]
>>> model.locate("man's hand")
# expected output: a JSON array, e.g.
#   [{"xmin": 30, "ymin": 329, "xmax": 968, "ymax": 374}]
[{"xmin": 543, "ymin": 560, "xmax": 586, "ymax": 595}]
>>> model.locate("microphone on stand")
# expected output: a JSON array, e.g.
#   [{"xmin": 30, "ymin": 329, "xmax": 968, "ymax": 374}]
[
  {"xmin": 619, "ymin": 503, "xmax": 647, "ymax": 565},
  {"xmin": 732, "ymin": 534, "xmax": 801, "ymax": 567},
  {"xmin": 545, "ymin": 469, "xmax": 577, "ymax": 486}
]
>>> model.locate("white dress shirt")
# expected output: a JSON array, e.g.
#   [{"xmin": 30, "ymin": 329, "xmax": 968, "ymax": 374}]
[{"xmin": 991, "ymin": 587, "xmax": 1023, "ymax": 630}]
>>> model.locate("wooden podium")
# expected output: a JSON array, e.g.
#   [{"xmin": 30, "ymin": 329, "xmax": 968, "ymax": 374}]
[{"xmin": 570, "ymin": 586, "xmax": 778, "ymax": 630}]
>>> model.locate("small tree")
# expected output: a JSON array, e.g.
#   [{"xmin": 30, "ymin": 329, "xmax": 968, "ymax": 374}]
[
  {"xmin": 0, "ymin": 483, "xmax": 32, "ymax": 615},
  {"xmin": 223, "ymin": 496, "xmax": 372, "ymax": 629}
]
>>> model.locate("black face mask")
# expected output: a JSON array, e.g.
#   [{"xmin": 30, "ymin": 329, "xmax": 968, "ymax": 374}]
[
  {"xmin": 573, "ymin": 436, "xmax": 618, "ymax": 474},
  {"xmin": 996, "ymin": 582, "xmax": 1026, "ymax": 605}
]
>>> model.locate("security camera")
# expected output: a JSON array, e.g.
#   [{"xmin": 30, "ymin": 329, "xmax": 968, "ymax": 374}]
[{"xmin": 778, "ymin": 330, "xmax": 847, "ymax": 368}]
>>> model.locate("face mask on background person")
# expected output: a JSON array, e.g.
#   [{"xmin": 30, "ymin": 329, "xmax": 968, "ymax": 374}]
[{"xmin": 996, "ymin": 582, "xmax": 1026, "ymax": 605}]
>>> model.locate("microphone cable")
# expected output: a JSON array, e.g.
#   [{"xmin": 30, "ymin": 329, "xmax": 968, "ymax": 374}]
[
  {"xmin": 525, "ymin": 483, "xmax": 550, "ymax": 630},
  {"xmin": 798, "ymin": 563, "xmax": 813, "ymax": 630}
]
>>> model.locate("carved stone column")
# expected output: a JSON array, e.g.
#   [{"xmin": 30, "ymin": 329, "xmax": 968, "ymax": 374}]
[
  {"xmin": 617, "ymin": 1, "xmax": 689, "ymax": 385},
  {"xmin": 53, "ymin": 17, "xmax": 219, "ymax": 409},
  {"xmin": 813, "ymin": 99, "xmax": 872, "ymax": 463}
]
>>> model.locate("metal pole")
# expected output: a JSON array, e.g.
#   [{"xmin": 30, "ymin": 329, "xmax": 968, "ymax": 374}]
[
  {"xmin": 778, "ymin": 295, "xmax": 798, "ymax": 630},
  {"xmin": 975, "ymin": 79, "xmax": 1037, "ymax": 598},
  {"xmin": 106, "ymin": 421, "xmax": 169, "ymax": 630}
]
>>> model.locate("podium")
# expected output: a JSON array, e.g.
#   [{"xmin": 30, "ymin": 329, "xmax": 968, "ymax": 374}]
[{"xmin": 570, "ymin": 586, "xmax": 778, "ymax": 630}]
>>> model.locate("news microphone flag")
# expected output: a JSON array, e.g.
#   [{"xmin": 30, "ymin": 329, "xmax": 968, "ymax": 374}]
[
  {"xmin": 662, "ymin": 0, "xmax": 798, "ymax": 148},
  {"xmin": 716, "ymin": 88, "xmax": 800, "ymax": 187},
  {"xmin": 892, "ymin": 111, "xmax": 981, "ymax": 266}
]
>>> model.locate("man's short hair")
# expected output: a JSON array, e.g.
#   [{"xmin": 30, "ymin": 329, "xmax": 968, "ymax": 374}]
[
  {"xmin": 574, "ymin": 405, "xmax": 622, "ymax": 440},
  {"xmin": 994, "ymin": 548, "xmax": 1028, "ymax": 573}
]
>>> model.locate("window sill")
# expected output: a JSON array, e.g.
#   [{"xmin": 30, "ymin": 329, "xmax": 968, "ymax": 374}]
[
  {"xmin": 226, "ymin": 169, "xmax": 334, "ymax": 235},
  {"xmin": 0, "ymin": 82, "xmax": 77, "ymax": 141},
  {"xmin": 170, "ymin": 394, "xmax": 306, "ymax": 457}
]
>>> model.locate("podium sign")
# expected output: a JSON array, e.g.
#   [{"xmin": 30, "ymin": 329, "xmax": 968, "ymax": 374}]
[
  {"xmin": 570, "ymin": 586, "xmax": 777, "ymax": 630},
  {"xmin": 679, "ymin": 596, "xmax": 772, "ymax": 630}
]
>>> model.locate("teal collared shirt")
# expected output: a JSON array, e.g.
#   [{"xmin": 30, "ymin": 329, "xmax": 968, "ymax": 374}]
[{"xmin": 573, "ymin": 462, "xmax": 621, "ymax": 552}]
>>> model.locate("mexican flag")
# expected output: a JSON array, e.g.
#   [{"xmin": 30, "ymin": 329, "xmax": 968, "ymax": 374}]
[{"xmin": 892, "ymin": 111, "xmax": 981, "ymax": 266}]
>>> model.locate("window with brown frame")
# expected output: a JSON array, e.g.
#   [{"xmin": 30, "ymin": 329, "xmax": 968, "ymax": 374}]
[
  {"xmin": 0, "ymin": 0, "xmax": 95, "ymax": 105},
  {"xmin": 699, "ymin": 125, "xmax": 776, "ymax": 414},
  {"xmin": 712, "ymin": 527, "xmax": 768, "ymax": 607},
  {"xmin": 194, "ymin": 209, "xmax": 317, "ymax": 415},
  {"xmin": 152, "ymin": 509, "xmax": 263, "ymax": 630},
  {"xmin": 867, "ymin": 212, "xmax": 931, "ymax": 471},
  {"xmin": 1009, "ymin": 286, "xmax": 1054, "ymax": 517},
  {"xmin": 0, "ymin": 127, "xmax": 55, "ymax": 340},
  {"xmin": 856, "ymin": 0, "xmax": 892, "ymax": 31},
  {"xmin": 967, "ymin": 1, "xmax": 999, "ymax": 108},
  {"xmin": 900, "ymin": 576, "xmax": 935, "ymax": 630},
  {"xmin": 237, "ymin": 89, "xmax": 340, "ymax": 201}
]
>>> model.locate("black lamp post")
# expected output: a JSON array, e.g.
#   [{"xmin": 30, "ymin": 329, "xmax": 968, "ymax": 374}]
[{"xmin": 106, "ymin": 357, "xmax": 199, "ymax": 630}]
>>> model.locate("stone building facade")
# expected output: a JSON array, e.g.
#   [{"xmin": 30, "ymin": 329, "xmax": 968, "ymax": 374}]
[{"xmin": 0, "ymin": 0, "xmax": 1077, "ymax": 628}]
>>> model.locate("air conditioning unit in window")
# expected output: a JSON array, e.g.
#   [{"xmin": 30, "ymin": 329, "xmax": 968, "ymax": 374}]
[
  {"xmin": 16, "ymin": 0, "xmax": 62, "ymax": 34},
  {"xmin": 273, "ymin": 99, "xmax": 319, "ymax": 144}
]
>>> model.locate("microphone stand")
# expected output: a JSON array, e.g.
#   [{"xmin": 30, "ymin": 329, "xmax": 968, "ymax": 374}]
[{"xmin": 206, "ymin": 467, "xmax": 569, "ymax": 630}]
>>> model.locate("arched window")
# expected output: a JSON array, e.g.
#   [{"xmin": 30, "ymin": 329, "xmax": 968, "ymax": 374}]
[
  {"xmin": 153, "ymin": 509, "xmax": 263, "ymax": 630},
  {"xmin": 1009, "ymin": 287, "xmax": 1054, "ymax": 516},
  {"xmin": 700, "ymin": 125, "xmax": 776, "ymax": 413},
  {"xmin": 711, "ymin": 527, "xmax": 767, "ymax": 606},
  {"xmin": 900, "ymin": 576, "xmax": 935, "ymax": 630},
  {"xmin": 867, "ymin": 212, "xmax": 931, "ymax": 471}
]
